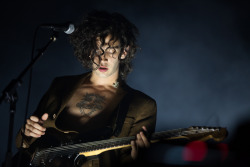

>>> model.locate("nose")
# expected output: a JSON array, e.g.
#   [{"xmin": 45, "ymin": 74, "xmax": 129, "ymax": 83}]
[{"xmin": 100, "ymin": 53, "xmax": 108, "ymax": 61}]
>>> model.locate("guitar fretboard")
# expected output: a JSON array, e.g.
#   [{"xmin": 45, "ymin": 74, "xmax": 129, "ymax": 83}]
[{"xmin": 31, "ymin": 126, "xmax": 226, "ymax": 166}]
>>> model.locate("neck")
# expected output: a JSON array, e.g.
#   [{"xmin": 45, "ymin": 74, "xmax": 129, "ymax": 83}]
[{"xmin": 90, "ymin": 72, "xmax": 119, "ymax": 87}]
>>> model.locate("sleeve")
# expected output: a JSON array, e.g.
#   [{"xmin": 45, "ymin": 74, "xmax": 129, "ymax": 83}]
[
  {"xmin": 118, "ymin": 97, "xmax": 157, "ymax": 165},
  {"xmin": 15, "ymin": 79, "xmax": 59, "ymax": 148}
]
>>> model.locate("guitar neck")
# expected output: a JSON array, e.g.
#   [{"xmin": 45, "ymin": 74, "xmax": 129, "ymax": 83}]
[
  {"xmin": 31, "ymin": 126, "xmax": 227, "ymax": 166},
  {"xmin": 36, "ymin": 128, "xmax": 186, "ymax": 157}
]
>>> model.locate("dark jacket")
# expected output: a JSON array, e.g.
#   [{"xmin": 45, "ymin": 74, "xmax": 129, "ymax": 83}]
[{"xmin": 16, "ymin": 73, "xmax": 157, "ymax": 167}]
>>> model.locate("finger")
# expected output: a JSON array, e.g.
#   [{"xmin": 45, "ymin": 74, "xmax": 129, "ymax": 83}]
[
  {"xmin": 25, "ymin": 124, "xmax": 46, "ymax": 136},
  {"xmin": 30, "ymin": 116, "xmax": 40, "ymax": 122},
  {"xmin": 27, "ymin": 119, "xmax": 46, "ymax": 131},
  {"xmin": 136, "ymin": 133, "xmax": 145, "ymax": 148},
  {"xmin": 41, "ymin": 113, "xmax": 49, "ymax": 121},
  {"xmin": 140, "ymin": 131, "xmax": 150, "ymax": 148},
  {"xmin": 142, "ymin": 126, "xmax": 147, "ymax": 132},
  {"xmin": 141, "ymin": 126, "xmax": 150, "ymax": 139},
  {"xmin": 131, "ymin": 140, "xmax": 137, "ymax": 151},
  {"xmin": 130, "ymin": 140, "xmax": 138, "ymax": 160},
  {"xmin": 25, "ymin": 128, "xmax": 43, "ymax": 138}
]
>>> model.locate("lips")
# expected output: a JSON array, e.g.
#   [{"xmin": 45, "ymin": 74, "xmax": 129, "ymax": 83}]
[{"xmin": 98, "ymin": 66, "xmax": 108, "ymax": 72}]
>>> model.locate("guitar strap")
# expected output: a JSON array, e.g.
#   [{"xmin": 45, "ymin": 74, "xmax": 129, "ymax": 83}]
[{"xmin": 113, "ymin": 91, "xmax": 133, "ymax": 137}]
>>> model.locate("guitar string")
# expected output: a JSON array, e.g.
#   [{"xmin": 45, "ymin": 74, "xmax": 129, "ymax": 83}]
[
  {"xmin": 32, "ymin": 127, "xmax": 220, "ymax": 164},
  {"xmin": 32, "ymin": 136, "xmax": 135, "ymax": 164},
  {"xmin": 33, "ymin": 136, "xmax": 136, "ymax": 164},
  {"xmin": 38, "ymin": 128, "xmax": 202, "ymax": 155},
  {"xmin": 38, "ymin": 127, "xmax": 217, "ymax": 155}
]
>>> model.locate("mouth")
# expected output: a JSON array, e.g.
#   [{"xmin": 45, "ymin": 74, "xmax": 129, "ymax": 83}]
[{"xmin": 98, "ymin": 66, "xmax": 108, "ymax": 72}]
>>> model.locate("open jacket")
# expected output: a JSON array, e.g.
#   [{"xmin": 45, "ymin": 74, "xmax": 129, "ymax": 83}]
[{"xmin": 16, "ymin": 72, "xmax": 157, "ymax": 167}]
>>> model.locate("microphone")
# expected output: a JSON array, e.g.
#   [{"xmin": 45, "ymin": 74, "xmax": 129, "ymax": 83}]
[{"xmin": 40, "ymin": 23, "xmax": 75, "ymax": 34}]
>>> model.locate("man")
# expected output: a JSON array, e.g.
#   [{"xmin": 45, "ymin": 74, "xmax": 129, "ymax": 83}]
[{"xmin": 15, "ymin": 10, "xmax": 157, "ymax": 167}]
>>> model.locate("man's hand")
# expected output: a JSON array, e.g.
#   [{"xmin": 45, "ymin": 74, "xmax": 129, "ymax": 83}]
[
  {"xmin": 131, "ymin": 126, "xmax": 150, "ymax": 160},
  {"xmin": 23, "ymin": 113, "xmax": 48, "ymax": 138}
]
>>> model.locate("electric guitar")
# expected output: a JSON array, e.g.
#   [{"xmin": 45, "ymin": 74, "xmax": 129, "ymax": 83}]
[{"xmin": 14, "ymin": 126, "xmax": 227, "ymax": 167}]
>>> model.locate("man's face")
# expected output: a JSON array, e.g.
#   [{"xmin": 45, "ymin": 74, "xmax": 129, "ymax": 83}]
[{"xmin": 92, "ymin": 35, "xmax": 126, "ymax": 79}]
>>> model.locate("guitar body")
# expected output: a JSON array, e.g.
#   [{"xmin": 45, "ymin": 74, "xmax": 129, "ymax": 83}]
[
  {"xmin": 12, "ymin": 149, "xmax": 80, "ymax": 167},
  {"xmin": 12, "ymin": 128, "xmax": 87, "ymax": 167},
  {"xmin": 12, "ymin": 141, "xmax": 89, "ymax": 167}
]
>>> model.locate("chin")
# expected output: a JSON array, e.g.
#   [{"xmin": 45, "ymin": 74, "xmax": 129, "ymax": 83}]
[{"xmin": 96, "ymin": 72, "xmax": 110, "ymax": 78}]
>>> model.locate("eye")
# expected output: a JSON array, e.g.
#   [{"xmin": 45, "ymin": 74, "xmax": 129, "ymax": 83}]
[{"xmin": 96, "ymin": 49, "xmax": 104, "ymax": 55}]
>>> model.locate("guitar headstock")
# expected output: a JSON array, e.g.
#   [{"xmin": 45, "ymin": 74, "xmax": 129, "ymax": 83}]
[
  {"xmin": 188, "ymin": 126, "xmax": 228, "ymax": 142},
  {"xmin": 167, "ymin": 126, "xmax": 228, "ymax": 142}
]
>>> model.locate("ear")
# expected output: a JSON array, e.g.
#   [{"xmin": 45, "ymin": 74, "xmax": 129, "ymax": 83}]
[{"xmin": 121, "ymin": 46, "xmax": 130, "ymax": 59}]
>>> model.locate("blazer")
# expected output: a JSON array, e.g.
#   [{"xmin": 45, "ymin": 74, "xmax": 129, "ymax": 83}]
[{"xmin": 16, "ymin": 72, "xmax": 157, "ymax": 167}]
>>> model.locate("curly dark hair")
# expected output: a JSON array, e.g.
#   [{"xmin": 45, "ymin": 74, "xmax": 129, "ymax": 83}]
[{"xmin": 69, "ymin": 10, "xmax": 139, "ymax": 80}]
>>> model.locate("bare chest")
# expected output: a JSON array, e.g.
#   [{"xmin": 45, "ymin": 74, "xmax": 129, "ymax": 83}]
[{"xmin": 56, "ymin": 86, "xmax": 123, "ymax": 133}]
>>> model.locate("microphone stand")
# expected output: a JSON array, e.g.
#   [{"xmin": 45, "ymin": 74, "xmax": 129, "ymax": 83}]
[{"xmin": 1, "ymin": 33, "xmax": 57, "ymax": 167}]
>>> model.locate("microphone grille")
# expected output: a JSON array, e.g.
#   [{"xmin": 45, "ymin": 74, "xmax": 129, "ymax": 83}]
[{"xmin": 64, "ymin": 24, "xmax": 75, "ymax": 34}]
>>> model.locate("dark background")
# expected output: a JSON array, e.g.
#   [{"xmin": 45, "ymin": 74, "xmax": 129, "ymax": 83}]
[{"xmin": 1, "ymin": 0, "xmax": 250, "ymax": 166}]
